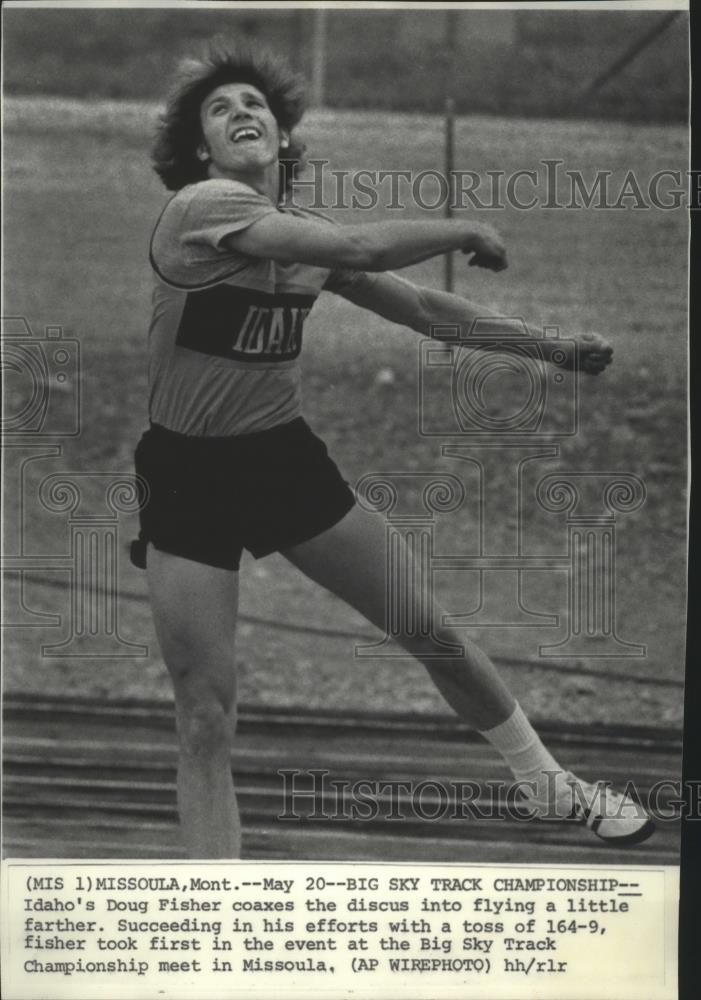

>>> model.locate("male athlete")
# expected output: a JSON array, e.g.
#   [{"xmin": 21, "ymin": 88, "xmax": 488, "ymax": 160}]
[{"xmin": 133, "ymin": 40, "xmax": 654, "ymax": 857}]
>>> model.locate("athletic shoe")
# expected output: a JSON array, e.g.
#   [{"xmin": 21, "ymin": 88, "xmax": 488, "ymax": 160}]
[{"xmin": 520, "ymin": 771, "xmax": 655, "ymax": 846}]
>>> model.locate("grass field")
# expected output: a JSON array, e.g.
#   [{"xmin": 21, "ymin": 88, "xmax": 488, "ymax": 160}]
[
  {"xmin": 3, "ymin": 97, "xmax": 688, "ymax": 727},
  {"xmin": 2, "ymin": 8, "xmax": 688, "ymax": 121}
]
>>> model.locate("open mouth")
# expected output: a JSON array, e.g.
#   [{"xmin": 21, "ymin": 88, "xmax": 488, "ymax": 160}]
[{"xmin": 231, "ymin": 126, "xmax": 262, "ymax": 144}]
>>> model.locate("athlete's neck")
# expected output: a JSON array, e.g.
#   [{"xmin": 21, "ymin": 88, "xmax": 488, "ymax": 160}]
[{"xmin": 208, "ymin": 162, "xmax": 279, "ymax": 204}]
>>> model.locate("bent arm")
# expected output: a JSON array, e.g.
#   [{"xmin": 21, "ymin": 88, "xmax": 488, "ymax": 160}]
[{"xmin": 221, "ymin": 212, "xmax": 506, "ymax": 272}]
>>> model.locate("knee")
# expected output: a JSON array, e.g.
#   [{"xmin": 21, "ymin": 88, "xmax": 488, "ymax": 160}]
[
  {"xmin": 175, "ymin": 691, "xmax": 236, "ymax": 760},
  {"xmin": 162, "ymin": 637, "xmax": 237, "ymax": 749}
]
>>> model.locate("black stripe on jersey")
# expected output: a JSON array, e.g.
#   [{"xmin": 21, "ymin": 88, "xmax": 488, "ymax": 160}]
[{"xmin": 176, "ymin": 285, "xmax": 316, "ymax": 363}]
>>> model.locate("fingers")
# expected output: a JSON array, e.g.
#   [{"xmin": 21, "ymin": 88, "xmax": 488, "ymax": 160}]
[
  {"xmin": 578, "ymin": 332, "xmax": 613, "ymax": 375},
  {"xmin": 583, "ymin": 361, "xmax": 609, "ymax": 375},
  {"xmin": 462, "ymin": 226, "xmax": 508, "ymax": 271},
  {"xmin": 584, "ymin": 350, "xmax": 613, "ymax": 364},
  {"xmin": 583, "ymin": 333, "xmax": 612, "ymax": 352},
  {"xmin": 581, "ymin": 352, "xmax": 613, "ymax": 376},
  {"xmin": 466, "ymin": 250, "xmax": 508, "ymax": 272}
]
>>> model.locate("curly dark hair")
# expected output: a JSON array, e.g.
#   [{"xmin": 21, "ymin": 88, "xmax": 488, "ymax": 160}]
[{"xmin": 152, "ymin": 37, "xmax": 306, "ymax": 195}]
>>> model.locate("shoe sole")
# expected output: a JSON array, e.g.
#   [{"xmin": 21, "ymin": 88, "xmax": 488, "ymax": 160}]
[
  {"xmin": 571, "ymin": 785, "xmax": 656, "ymax": 846},
  {"xmin": 592, "ymin": 817, "xmax": 656, "ymax": 847},
  {"xmin": 517, "ymin": 794, "xmax": 657, "ymax": 846}
]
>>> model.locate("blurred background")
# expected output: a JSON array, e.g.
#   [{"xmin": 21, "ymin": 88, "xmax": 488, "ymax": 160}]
[
  {"xmin": 2, "ymin": 2, "xmax": 689, "ymax": 862},
  {"xmin": 3, "ymin": 5, "xmax": 689, "ymax": 726},
  {"xmin": 3, "ymin": 6, "xmax": 689, "ymax": 120}
]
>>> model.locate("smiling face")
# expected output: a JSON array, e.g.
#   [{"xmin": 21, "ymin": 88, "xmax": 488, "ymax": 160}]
[{"xmin": 198, "ymin": 82, "xmax": 287, "ymax": 184}]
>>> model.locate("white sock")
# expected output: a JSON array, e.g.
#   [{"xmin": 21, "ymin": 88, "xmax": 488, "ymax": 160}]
[{"xmin": 479, "ymin": 703, "xmax": 568, "ymax": 801}]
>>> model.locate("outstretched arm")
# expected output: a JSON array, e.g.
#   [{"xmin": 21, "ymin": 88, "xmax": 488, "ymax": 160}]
[{"xmin": 325, "ymin": 270, "xmax": 613, "ymax": 375}]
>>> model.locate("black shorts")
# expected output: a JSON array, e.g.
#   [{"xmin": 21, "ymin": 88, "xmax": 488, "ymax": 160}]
[{"xmin": 130, "ymin": 418, "xmax": 355, "ymax": 571}]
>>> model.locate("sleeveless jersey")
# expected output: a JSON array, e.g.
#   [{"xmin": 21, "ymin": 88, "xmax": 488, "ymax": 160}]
[{"xmin": 148, "ymin": 178, "xmax": 353, "ymax": 436}]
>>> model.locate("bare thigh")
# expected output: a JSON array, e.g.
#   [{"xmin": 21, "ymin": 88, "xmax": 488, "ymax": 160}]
[
  {"xmin": 145, "ymin": 546, "xmax": 239, "ymax": 711},
  {"xmin": 281, "ymin": 504, "xmax": 447, "ymax": 648},
  {"xmin": 281, "ymin": 506, "xmax": 515, "ymax": 725}
]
